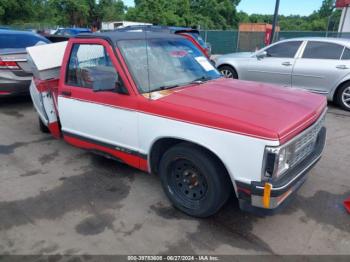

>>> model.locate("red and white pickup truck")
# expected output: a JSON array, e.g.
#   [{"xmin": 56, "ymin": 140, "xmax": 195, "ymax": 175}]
[{"xmin": 28, "ymin": 32, "xmax": 327, "ymax": 217}]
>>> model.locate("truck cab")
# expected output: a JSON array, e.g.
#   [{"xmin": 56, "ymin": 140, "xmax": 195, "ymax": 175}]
[{"xmin": 28, "ymin": 32, "xmax": 327, "ymax": 217}]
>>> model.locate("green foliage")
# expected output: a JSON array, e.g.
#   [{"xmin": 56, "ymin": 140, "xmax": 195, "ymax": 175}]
[
  {"xmin": 49, "ymin": 0, "xmax": 90, "ymax": 26},
  {"xmin": 0, "ymin": 0, "xmax": 343, "ymax": 31},
  {"xmin": 125, "ymin": 0, "xmax": 241, "ymax": 29},
  {"xmin": 98, "ymin": 0, "xmax": 125, "ymax": 21}
]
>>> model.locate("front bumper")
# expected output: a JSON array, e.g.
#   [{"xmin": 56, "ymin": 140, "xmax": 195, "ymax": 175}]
[{"xmin": 237, "ymin": 127, "xmax": 326, "ymax": 216}]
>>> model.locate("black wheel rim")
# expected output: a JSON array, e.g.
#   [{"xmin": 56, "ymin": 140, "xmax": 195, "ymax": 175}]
[{"xmin": 168, "ymin": 158, "xmax": 208, "ymax": 209}]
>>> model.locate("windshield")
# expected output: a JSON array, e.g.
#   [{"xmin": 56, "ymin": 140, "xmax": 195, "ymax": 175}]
[
  {"xmin": 118, "ymin": 38, "xmax": 220, "ymax": 93},
  {"xmin": 0, "ymin": 33, "xmax": 50, "ymax": 49}
]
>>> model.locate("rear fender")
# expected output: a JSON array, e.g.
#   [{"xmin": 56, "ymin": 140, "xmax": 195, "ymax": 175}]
[{"xmin": 330, "ymin": 73, "xmax": 350, "ymax": 101}]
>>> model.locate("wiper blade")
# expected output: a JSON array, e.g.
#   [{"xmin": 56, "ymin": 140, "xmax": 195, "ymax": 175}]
[
  {"xmin": 189, "ymin": 76, "xmax": 212, "ymax": 84},
  {"xmin": 152, "ymin": 84, "xmax": 179, "ymax": 92},
  {"xmin": 151, "ymin": 77, "xmax": 212, "ymax": 93}
]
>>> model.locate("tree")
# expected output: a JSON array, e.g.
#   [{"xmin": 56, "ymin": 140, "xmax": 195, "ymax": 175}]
[
  {"xmin": 318, "ymin": 0, "xmax": 335, "ymax": 18},
  {"xmin": 49, "ymin": 0, "xmax": 90, "ymax": 26},
  {"xmin": 0, "ymin": 0, "xmax": 38, "ymax": 24},
  {"xmin": 125, "ymin": 0, "xmax": 241, "ymax": 29},
  {"xmin": 98, "ymin": 0, "xmax": 125, "ymax": 21},
  {"xmin": 0, "ymin": 0, "xmax": 343, "ymax": 32}
]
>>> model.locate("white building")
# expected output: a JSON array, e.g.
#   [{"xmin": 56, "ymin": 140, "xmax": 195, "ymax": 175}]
[
  {"xmin": 337, "ymin": 0, "xmax": 350, "ymax": 32},
  {"xmin": 101, "ymin": 21, "xmax": 152, "ymax": 31}
]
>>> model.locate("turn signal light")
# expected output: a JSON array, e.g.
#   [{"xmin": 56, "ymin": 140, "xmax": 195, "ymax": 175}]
[{"xmin": 263, "ymin": 183, "xmax": 272, "ymax": 208}]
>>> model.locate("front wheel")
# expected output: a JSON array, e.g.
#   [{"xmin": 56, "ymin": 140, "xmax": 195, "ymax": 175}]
[
  {"xmin": 219, "ymin": 65, "xmax": 238, "ymax": 79},
  {"xmin": 159, "ymin": 143, "xmax": 232, "ymax": 218},
  {"xmin": 336, "ymin": 83, "xmax": 350, "ymax": 111}
]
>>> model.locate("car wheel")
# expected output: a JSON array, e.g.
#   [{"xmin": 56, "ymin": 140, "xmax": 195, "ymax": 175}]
[
  {"xmin": 39, "ymin": 117, "xmax": 50, "ymax": 133},
  {"xmin": 219, "ymin": 65, "xmax": 238, "ymax": 79},
  {"xmin": 159, "ymin": 143, "xmax": 232, "ymax": 218},
  {"xmin": 336, "ymin": 83, "xmax": 350, "ymax": 111}
]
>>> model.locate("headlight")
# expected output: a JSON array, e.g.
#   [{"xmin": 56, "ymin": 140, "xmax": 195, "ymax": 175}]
[
  {"xmin": 263, "ymin": 145, "xmax": 293, "ymax": 180},
  {"xmin": 262, "ymin": 110, "xmax": 326, "ymax": 181}
]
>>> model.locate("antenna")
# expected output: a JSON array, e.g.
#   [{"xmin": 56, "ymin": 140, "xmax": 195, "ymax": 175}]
[{"xmin": 144, "ymin": 30, "xmax": 151, "ymax": 99}]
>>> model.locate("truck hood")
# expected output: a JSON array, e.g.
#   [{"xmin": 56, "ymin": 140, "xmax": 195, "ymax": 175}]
[{"xmin": 149, "ymin": 78, "xmax": 326, "ymax": 143}]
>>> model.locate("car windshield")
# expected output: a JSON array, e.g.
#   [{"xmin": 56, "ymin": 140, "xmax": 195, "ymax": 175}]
[
  {"xmin": 118, "ymin": 38, "xmax": 220, "ymax": 93},
  {"xmin": 0, "ymin": 33, "xmax": 50, "ymax": 49}
]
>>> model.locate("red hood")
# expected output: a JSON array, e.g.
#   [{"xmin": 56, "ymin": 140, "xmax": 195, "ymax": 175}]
[{"xmin": 141, "ymin": 78, "xmax": 327, "ymax": 143}]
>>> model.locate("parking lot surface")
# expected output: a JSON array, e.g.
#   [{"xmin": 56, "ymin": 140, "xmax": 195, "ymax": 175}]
[{"xmin": 0, "ymin": 96, "xmax": 349, "ymax": 255}]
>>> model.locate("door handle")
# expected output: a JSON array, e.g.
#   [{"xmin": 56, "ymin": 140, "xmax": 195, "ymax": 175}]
[
  {"xmin": 282, "ymin": 62, "xmax": 292, "ymax": 66},
  {"xmin": 61, "ymin": 90, "xmax": 71, "ymax": 96},
  {"xmin": 336, "ymin": 65, "xmax": 349, "ymax": 70}
]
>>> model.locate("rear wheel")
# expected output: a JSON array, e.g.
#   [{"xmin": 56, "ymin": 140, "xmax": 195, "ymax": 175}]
[
  {"xmin": 219, "ymin": 65, "xmax": 238, "ymax": 79},
  {"xmin": 159, "ymin": 143, "xmax": 232, "ymax": 217},
  {"xmin": 336, "ymin": 83, "xmax": 350, "ymax": 111},
  {"xmin": 39, "ymin": 117, "xmax": 50, "ymax": 133}
]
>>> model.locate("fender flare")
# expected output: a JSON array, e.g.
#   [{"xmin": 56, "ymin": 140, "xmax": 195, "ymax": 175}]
[{"xmin": 148, "ymin": 136, "xmax": 239, "ymax": 196}]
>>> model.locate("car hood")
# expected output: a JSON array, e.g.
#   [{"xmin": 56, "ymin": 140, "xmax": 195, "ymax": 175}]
[{"xmin": 149, "ymin": 78, "xmax": 326, "ymax": 143}]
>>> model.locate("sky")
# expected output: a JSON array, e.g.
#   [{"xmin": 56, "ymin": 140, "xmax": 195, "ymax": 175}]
[
  {"xmin": 122, "ymin": 0, "xmax": 324, "ymax": 16},
  {"xmin": 237, "ymin": 0, "xmax": 323, "ymax": 16}
]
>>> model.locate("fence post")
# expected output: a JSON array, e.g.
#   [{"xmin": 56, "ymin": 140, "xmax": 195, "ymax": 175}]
[{"xmin": 236, "ymin": 30, "xmax": 240, "ymax": 52}]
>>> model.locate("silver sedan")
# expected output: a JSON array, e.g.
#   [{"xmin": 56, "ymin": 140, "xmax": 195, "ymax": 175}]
[
  {"xmin": 214, "ymin": 37, "xmax": 350, "ymax": 111},
  {"xmin": 0, "ymin": 29, "xmax": 50, "ymax": 97}
]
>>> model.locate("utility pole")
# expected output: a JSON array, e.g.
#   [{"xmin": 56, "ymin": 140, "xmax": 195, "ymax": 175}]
[{"xmin": 270, "ymin": 0, "xmax": 280, "ymax": 44}]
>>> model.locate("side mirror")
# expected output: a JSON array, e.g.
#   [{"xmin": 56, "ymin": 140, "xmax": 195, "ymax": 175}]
[
  {"xmin": 92, "ymin": 80, "xmax": 116, "ymax": 92},
  {"xmin": 256, "ymin": 51, "xmax": 267, "ymax": 60},
  {"xmin": 93, "ymin": 79, "xmax": 128, "ymax": 95},
  {"xmin": 115, "ymin": 80, "xmax": 128, "ymax": 95}
]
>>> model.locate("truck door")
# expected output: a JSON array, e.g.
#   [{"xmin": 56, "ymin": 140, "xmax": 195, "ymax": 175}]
[{"xmin": 58, "ymin": 40, "xmax": 142, "ymax": 168}]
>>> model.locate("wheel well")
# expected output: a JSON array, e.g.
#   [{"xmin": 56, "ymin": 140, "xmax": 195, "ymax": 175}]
[
  {"xmin": 217, "ymin": 64, "xmax": 238, "ymax": 77},
  {"xmin": 149, "ymin": 138, "xmax": 234, "ymax": 191},
  {"xmin": 149, "ymin": 138, "xmax": 183, "ymax": 174},
  {"xmin": 334, "ymin": 80, "xmax": 350, "ymax": 101}
]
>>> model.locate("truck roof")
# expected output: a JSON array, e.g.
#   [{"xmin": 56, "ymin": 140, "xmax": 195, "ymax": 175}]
[
  {"xmin": 115, "ymin": 25, "xmax": 200, "ymax": 34},
  {"xmin": 76, "ymin": 31, "xmax": 183, "ymax": 47}
]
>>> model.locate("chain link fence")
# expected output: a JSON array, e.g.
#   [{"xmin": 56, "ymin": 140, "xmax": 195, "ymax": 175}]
[
  {"xmin": 200, "ymin": 30, "xmax": 239, "ymax": 54},
  {"xmin": 1, "ymin": 23, "xmax": 58, "ymax": 31},
  {"xmin": 200, "ymin": 30, "xmax": 350, "ymax": 55}
]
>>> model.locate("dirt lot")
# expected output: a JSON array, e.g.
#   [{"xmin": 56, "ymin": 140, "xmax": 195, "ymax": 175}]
[{"xmin": 0, "ymin": 96, "xmax": 349, "ymax": 255}]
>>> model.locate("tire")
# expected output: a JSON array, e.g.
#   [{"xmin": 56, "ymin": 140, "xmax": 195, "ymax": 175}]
[
  {"xmin": 159, "ymin": 143, "xmax": 232, "ymax": 218},
  {"xmin": 39, "ymin": 117, "xmax": 50, "ymax": 133},
  {"xmin": 219, "ymin": 65, "xmax": 238, "ymax": 79},
  {"xmin": 335, "ymin": 83, "xmax": 350, "ymax": 111}
]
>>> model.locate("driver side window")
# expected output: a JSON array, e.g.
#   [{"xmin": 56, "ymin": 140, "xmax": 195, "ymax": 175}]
[
  {"xmin": 66, "ymin": 44, "xmax": 124, "ymax": 92},
  {"xmin": 265, "ymin": 41, "xmax": 302, "ymax": 58}
]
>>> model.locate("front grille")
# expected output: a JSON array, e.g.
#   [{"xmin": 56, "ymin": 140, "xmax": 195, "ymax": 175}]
[{"xmin": 288, "ymin": 112, "xmax": 326, "ymax": 168}]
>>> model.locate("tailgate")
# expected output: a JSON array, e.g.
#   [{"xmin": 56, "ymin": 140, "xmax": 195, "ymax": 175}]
[
  {"xmin": 30, "ymin": 79, "xmax": 49, "ymax": 124},
  {"xmin": 29, "ymin": 78, "xmax": 59, "ymax": 126}
]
